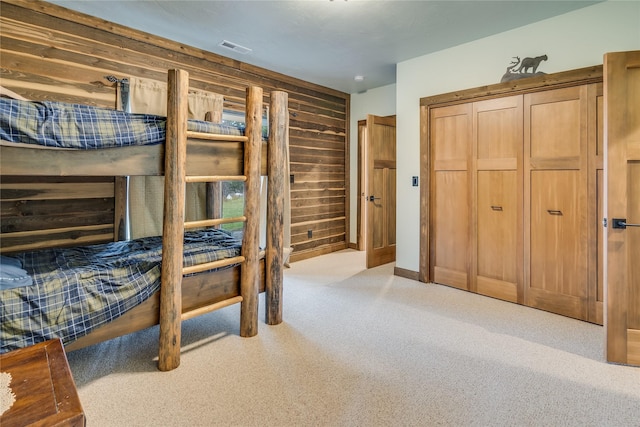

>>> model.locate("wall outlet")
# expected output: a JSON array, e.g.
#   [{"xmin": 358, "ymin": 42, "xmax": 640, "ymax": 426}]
[
  {"xmin": 412, "ymin": 176, "xmax": 419, "ymax": 187},
  {"xmin": 307, "ymin": 229, "xmax": 313, "ymax": 238}
]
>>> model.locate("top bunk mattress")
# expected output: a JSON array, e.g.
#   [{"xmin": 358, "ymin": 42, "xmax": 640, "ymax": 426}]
[{"xmin": 0, "ymin": 98, "xmax": 244, "ymax": 149}]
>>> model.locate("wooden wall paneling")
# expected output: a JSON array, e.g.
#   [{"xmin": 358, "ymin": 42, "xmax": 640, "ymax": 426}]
[
  {"xmin": 0, "ymin": 0, "xmax": 349, "ymax": 261},
  {"xmin": 0, "ymin": 176, "xmax": 116, "ymax": 252}
]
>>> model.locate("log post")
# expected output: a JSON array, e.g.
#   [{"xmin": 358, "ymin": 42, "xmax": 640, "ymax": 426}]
[
  {"xmin": 158, "ymin": 69, "xmax": 188, "ymax": 371},
  {"xmin": 266, "ymin": 91, "xmax": 288, "ymax": 325},
  {"xmin": 240, "ymin": 86, "xmax": 262, "ymax": 337}
]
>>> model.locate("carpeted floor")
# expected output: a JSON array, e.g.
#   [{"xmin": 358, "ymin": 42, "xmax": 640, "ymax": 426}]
[{"xmin": 67, "ymin": 249, "xmax": 640, "ymax": 426}]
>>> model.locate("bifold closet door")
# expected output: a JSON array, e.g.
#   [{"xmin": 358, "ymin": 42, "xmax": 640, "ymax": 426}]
[
  {"xmin": 430, "ymin": 104, "xmax": 471, "ymax": 290},
  {"xmin": 472, "ymin": 96, "xmax": 523, "ymax": 303},
  {"xmin": 524, "ymin": 86, "xmax": 589, "ymax": 321}
]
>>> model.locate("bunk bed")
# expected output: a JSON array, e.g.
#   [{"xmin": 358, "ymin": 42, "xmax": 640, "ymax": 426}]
[{"xmin": 0, "ymin": 69, "xmax": 287, "ymax": 371}]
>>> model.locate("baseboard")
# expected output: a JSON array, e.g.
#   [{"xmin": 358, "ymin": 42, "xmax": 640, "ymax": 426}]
[
  {"xmin": 348, "ymin": 242, "xmax": 358, "ymax": 250},
  {"xmin": 394, "ymin": 266, "xmax": 420, "ymax": 281},
  {"xmin": 289, "ymin": 242, "xmax": 348, "ymax": 263}
]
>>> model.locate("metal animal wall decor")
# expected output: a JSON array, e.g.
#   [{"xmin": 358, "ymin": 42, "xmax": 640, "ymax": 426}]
[{"xmin": 501, "ymin": 54, "xmax": 548, "ymax": 82}]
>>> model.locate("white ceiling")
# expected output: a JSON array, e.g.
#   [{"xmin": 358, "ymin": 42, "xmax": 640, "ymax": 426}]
[{"xmin": 48, "ymin": 0, "xmax": 600, "ymax": 94}]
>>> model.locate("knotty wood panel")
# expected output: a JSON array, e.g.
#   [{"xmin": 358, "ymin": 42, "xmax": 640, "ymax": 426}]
[
  {"xmin": 0, "ymin": 176, "xmax": 116, "ymax": 252},
  {"xmin": 0, "ymin": 0, "xmax": 349, "ymax": 260}
]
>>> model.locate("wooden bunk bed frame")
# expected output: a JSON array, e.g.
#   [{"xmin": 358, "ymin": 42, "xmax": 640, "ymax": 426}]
[{"xmin": 0, "ymin": 69, "xmax": 288, "ymax": 371}]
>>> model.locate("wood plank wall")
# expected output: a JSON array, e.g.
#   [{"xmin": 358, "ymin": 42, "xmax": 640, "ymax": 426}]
[{"xmin": 0, "ymin": 0, "xmax": 350, "ymax": 261}]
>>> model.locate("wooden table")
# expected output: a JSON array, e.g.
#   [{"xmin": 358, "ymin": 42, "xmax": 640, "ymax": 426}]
[{"xmin": 0, "ymin": 339, "xmax": 85, "ymax": 427}]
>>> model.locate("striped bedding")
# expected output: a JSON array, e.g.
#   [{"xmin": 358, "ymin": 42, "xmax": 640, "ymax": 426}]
[
  {"xmin": 0, "ymin": 228, "xmax": 242, "ymax": 353},
  {"xmin": 0, "ymin": 97, "xmax": 243, "ymax": 149}
]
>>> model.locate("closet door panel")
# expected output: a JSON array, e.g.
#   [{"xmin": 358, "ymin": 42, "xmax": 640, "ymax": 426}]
[
  {"xmin": 476, "ymin": 98, "xmax": 521, "ymax": 159},
  {"xmin": 476, "ymin": 170, "xmax": 518, "ymax": 302},
  {"xmin": 530, "ymin": 99, "xmax": 581, "ymax": 158},
  {"xmin": 431, "ymin": 104, "xmax": 471, "ymax": 290},
  {"xmin": 433, "ymin": 171, "xmax": 468, "ymax": 289},
  {"xmin": 525, "ymin": 86, "xmax": 588, "ymax": 321},
  {"xmin": 473, "ymin": 96, "xmax": 522, "ymax": 302},
  {"xmin": 530, "ymin": 171, "xmax": 586, "ymax": 295}
]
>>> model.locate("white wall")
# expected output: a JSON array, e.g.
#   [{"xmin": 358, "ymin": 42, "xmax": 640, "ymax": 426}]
[
  {"xmin": 389, "ymin": 1, "xmax": 640, "ymax": 272},
  {"xmin": 348, "ymin": 83, "xmax": 397, "ymax": 243}
]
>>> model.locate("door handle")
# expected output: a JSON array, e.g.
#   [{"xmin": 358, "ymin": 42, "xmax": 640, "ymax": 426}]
[
  {"xmin": 369, "ymin": 195, "xmax": 381, "ymax": 202},
  {"xmin": 612, "ymin": 218, "xmax": 640, "ymax": 229}
]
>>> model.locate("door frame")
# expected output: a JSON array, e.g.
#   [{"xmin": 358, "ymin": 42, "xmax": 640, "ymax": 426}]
[{"xmin": 357, "ymin": 119, "xmax": 367, "ymax": 251}]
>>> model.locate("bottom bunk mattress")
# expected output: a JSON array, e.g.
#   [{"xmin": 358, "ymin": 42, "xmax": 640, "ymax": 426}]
[{"xmin": 0, "ymin": 228, "xmax": 241, "ymax": 353}]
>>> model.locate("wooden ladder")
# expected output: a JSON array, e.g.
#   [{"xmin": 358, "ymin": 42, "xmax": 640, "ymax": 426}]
[
  {"xmin": 158, "ymin": 69, "xmax": 263, "ymax": 371},
  {"xmin": 180, "ymin": 173, "xmax": 247, "ymax": 321}
]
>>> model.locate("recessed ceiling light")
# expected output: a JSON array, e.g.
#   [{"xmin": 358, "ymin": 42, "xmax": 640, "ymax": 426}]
[
  {"xmin": 218, "ymin": 40, "xmax": 252, "ymax": 55},
  {"xmin": 354, "ymin": 75, "xmax": 365, "ymax": 82}
]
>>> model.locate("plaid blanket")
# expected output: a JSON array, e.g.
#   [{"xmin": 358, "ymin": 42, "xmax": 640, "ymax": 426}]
[
  {"xmin": 0, "ymin": 228, "xmax": 242, "ymax": 353},
  {"xmin": 0, "ymin": 98, "xmax": 243, "ymax": 149}
]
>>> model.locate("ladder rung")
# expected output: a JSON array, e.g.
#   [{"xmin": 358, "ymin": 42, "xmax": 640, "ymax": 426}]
[
  {"xmin": 182, "ymin": 255, "xmax": 245, "ymax": 275},
  {"xmin": 186, "ymin": 175, "xmax": 247, "ymax": 183},
  {"xmin": 181, "ymin": 296, "xmax": 243, "ymax": 321},
  {"xmin": 187, "ymin": 131, "xmax": 247, "ymax": 142},
  {"xmin": 184, "ymin": 216, "xmax": 246, "ymax": 229}
]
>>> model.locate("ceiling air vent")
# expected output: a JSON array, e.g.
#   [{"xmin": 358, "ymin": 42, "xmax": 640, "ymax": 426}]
[{"xmin": 218, "ymin": 40, "xmax": 252, "ymax": 55}]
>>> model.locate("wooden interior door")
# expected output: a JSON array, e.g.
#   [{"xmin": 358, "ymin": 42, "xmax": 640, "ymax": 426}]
[
  {"xmin": 473, "ymin": 96, "xmax": 523, "ymax": 303},
  {"xmin": 604, "ymin": 50, "xmax": 640, "ymax": 367},
  {"xmin": 366, "ymin": 115, "xmax": 396, "ymax": 268},
  {"xmin": 430, "ymin": 104, "xmax": 471, "ymax": 290},
  {"xmin": 524, "ymin": 86, "xmax": 589, "ymax": 320}
]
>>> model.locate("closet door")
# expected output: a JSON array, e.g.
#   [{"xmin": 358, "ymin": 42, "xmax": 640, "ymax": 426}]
[
  {"xmin": 472, "ymin": 96, "xmax": 523, "ymax": 303},
  {"xmin": 430, "ymin": 104, "xmax": 471, "ymax": 290},
  {"xmin": 524, "ymin": 86, "xmax": 589, "ymax": 320}
]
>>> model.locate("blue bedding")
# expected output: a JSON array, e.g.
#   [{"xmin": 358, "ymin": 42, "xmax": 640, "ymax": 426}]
[
  {"xmin": 0, "ymin": 228, "xmax": 242, "ymax": 353},
  {"xmin": 0, "ymin": 98, "xmax": 243, "ymax": 149}
]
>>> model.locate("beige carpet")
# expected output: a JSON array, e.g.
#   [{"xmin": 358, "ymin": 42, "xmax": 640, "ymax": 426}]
[{"xmin": 67, "ymin": 249, "xmax": 640, "ymax": 426}]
